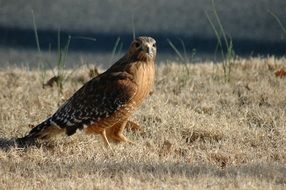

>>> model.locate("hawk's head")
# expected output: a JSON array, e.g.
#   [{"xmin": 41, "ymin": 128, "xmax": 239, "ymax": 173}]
[{"xmin": 128, "ymin": 36, "xmax": 157, "ymax": 62}]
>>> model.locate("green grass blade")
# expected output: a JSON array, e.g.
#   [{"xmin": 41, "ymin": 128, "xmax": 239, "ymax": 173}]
[
  {"xmin": 71, "ymin": 36, "xmax": 97, "ymax": 43},
  {"xmin": 211, "ymin": 0, "xmax": 229, "ymax": 48},
  {"xmin": 31, "ymin": 10, "xmax": 41, "ymax": 53},
  {"xmin": 110, "ymin": 37, "xmax": 121, "ymax": 64},
  {"xmin": 57, "ymin": 29, "xmax": 63, "ymax": 76},
  {"xmin": 178, "ymin": 38, "xmax": 188, "ymax": 63},
  {"xmin": 62, "ymin": 35, "xmax": 71, "ymax": 69},
  {"xmin": 132, "ymin": 14, "xmax": 136, "ymax": 40},
  {"xmin": 167, "ymin": 38, "xmax": 185, "ymax": 62},
  {"xmin": 204, "ymin": 10, "xmax": 225, "ymax": 59},
  {"xmin": 269, "ymin": 10, "xmax": 286, "ymax": 36}
]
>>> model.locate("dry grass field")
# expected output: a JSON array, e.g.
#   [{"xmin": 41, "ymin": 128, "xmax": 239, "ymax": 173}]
[{"xmin": 0, "ymin": 57, "xmax": 286, "ymax": 189}]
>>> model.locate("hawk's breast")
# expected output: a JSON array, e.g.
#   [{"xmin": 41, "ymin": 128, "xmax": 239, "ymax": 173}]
[{"xmin": 132, "ymin": 61, "xmax": 155, "ymax": 106}]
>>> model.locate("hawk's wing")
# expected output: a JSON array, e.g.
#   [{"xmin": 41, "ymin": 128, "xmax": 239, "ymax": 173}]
[{"xmin": 50, "ymin": 71, "xmax": 137, "ymax": 135}]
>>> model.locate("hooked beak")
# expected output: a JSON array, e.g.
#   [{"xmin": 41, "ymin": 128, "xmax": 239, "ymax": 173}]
[
  {"xmin": 146, "ymin": 47, "xmax": 151, "ymax": 54},
  {"xmin": 141, "ymin": 45, "xmax": 152, "ymax": 55}
]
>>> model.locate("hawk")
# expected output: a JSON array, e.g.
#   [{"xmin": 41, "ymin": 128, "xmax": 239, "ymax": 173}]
[{"xmin": 17, "ymin": 36, "xmax": 156, "ymax": 148}]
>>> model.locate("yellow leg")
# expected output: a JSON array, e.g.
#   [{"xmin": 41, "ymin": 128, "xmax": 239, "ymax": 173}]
[
  {"xmin": 111, "ymin": 132, "xmax": 136, "ymax": 144},
  {"xmin": 100, "ymin": 129, "xmax": 112, "ymax": 149},
  {"xmin": 107, "ymin": 120, "xmax": 136, "ymax": 144},
  {"xmin": 85, "ymin": 124, "xmax": 113, "ymax": 149}
]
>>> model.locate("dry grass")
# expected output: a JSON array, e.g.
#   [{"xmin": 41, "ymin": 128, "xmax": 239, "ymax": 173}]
[{"xmin": 0, "ymin": 57, "xmax": 286, "ymax": 189}]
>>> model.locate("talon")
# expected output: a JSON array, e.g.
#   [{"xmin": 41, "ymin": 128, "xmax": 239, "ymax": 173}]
[{"xmin": 126, "ymin": 121, "xmax": 141, "ymax": 131}]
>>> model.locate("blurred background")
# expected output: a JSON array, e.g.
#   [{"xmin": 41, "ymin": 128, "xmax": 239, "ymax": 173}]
[{"xmin": 0, "ymin": 0, "xmax": 285, "ymax": 68}]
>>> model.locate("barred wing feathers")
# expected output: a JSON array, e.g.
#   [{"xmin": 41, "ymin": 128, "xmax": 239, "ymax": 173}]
[{"xmin": 29, "ymin": 71, "xmax": 137, "ymax": 137}]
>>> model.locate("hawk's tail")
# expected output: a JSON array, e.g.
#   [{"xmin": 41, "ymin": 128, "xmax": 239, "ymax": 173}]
[{"xmin": 15, "ymin": 118, "xmax": 52, "ymax": 147}]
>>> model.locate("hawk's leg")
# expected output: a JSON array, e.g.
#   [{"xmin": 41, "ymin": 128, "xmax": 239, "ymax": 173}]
[
  {"xmin": 107, "ymin": 120, "xmax": 135, "ymax": 144},
  {"xmin": 100, "ymin": 129, "xmax": 112, "ymax": 149},
  {"xmin": 85, "ymin": 125, "xmax": 112, "ymax": 149}
]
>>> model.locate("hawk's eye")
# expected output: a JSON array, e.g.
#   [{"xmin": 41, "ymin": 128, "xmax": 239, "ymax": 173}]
[
  {"xmin": 153, "ymin": 43, "xmax": 156, "ymax": 48},
  {"xmin": 134, "ymin": 42, "xmax": 140, "ymax": 48}
]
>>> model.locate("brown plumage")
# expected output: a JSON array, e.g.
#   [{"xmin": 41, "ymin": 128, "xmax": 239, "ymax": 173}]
[{"xmin": 17, "ymin": 36, "xmax": 156, "ymax": 148}]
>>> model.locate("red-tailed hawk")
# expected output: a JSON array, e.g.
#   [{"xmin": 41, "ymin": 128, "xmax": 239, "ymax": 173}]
[{"xmin": 17, "ymin": 36, "xmax": 156, "ymax": 148}]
